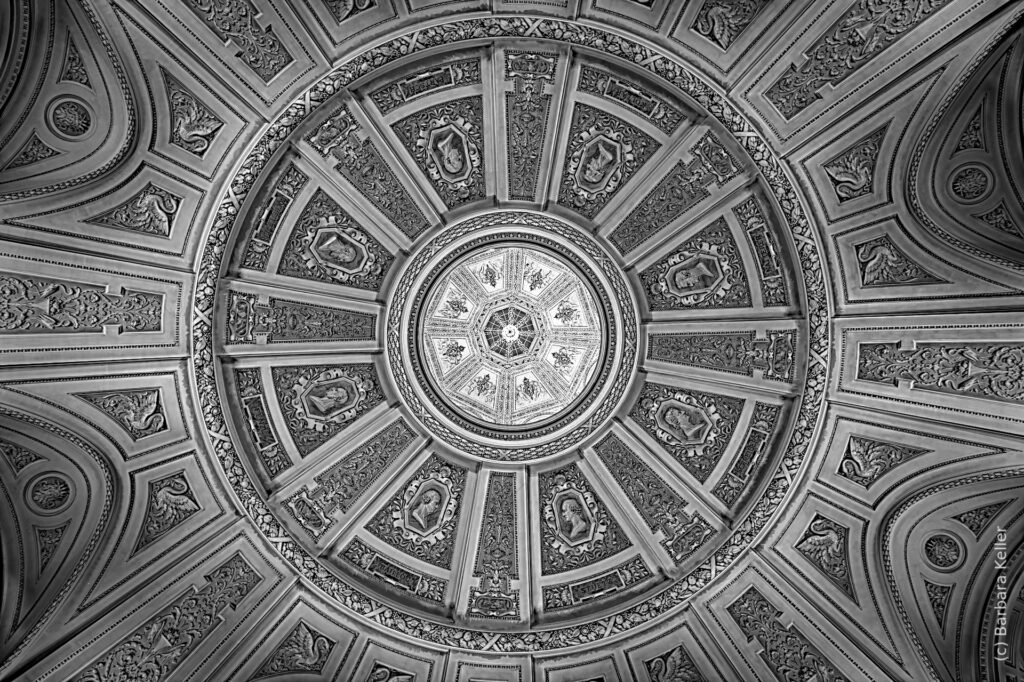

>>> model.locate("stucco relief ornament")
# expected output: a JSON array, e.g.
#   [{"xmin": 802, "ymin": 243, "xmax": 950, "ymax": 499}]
[
  {"xmin": 647, "ymin": 242, "xmax": 735, "ymax": 307},
  {"xmin": 193, "ymin": 15, "xmax": 824, "ymax": 653},
  {"xmin": 299, "ymin": 214, "xmax": 386, "ymax": 285},
  {"xmin": 638, "ymin": 390, "xmax": 722, "ymax": 450},
  {"xmin": 543, "ymin": 474, "xmax": 607, "ymax": 557},
  {"xmin": 390, "ymin": 465, "xmax": 459, "ymax": 547},
  {"xmin": 565, "ymin": 125, "xmax": 633, "ymax": 209},
  {"xmin": 417, "ymin": 114, "xmax": 482, "ymax": 200},
  {"xmin": 287, "ymin": 367, "xmax": 374, "ymax": 432}
]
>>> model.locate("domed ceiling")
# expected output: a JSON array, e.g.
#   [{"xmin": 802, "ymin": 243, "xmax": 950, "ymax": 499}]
[{"xmin": 0, "ymin": 1, "xmax": 1022, "ymax": 681}]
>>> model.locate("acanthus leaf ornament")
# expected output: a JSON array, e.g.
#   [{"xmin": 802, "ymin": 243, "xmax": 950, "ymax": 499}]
[
  {"xmin": 0, "ymin": 440, "xmax": 43, "ymax": 474},
  {"xmin": 233, "ymin": 367, "xmax": 291, "ymax": 478},
  {"xmin": 595, "ymin": 435, "xmax": 716, "ymax": 565},
  {"xmin": 952, "ymin": 500, "xmax": 1009, "ymax": 539},
  {"xmin": 371, "ymin": 58, "xmax": 481, "ymax": 114},
  {"xmin": 764, "ymin": 0, "xmax": 955, "ymax": 119},
  {"xmin": 975, "ymin": 202, "xmax": 1024, "ymax": 238},
  {"xmin": 192, "ymin": 14, "xmax": 822, "ymax": 654},
  {"xmin": 69, "ymin": 554, "xmax": 262, "ymax": 682},
  {"xmin": 577, "ymin": 65, "xmax": 684, "ymax": 134},
  {"xmin": 226, "ymin": 292, "xmax": 375, "ymax": 344},
  {"xmin": 692, "ymin": 0, "xmax": 771, "ymax": 50},
  {"xmin": 923, "ymin": 579, "xmax": 952, "ymax": 631},
  {"xmin": 954, "ymin": 103, "xmax": 985, "ymax": 152},
  {"xmin": 59, "ymin": 35, "xmax": 90, "ymax": 86},
  {"xmin": 241, "ymin": 163, "xmax": 309, "ymax": 272},
  {"xmin": 467, "ymin": 472, "xmax": 520, "ymax": 619},
  {"xmin": 857, "ymin": 342, "xmax": 1024, "ymax": 402},
  {"xmin": 178, "ymin": 0, "xmax": 293, "ymax": 82},
  {"xmin": 727, "ymin": 587, "xmax": 849, "ymax": 681},
  {"xmin": 4, "ymin": 132, "xmax": 61, "ymax": 169},
  {"xmin": 306, "ymin": 104, "xmax": 428, "ymax": 238},
  {"xmin": 341, "ymin": 537, "xmax": 448, "ymax": 604},
  {"xmin": 0, "ymin": 275, "xmax": 163, "ymax": 334},
  {"xmin": 611, "ymin": 133, "xmax": 740, "ymax": 254},
  {"xmin": 36, "ymin": 522, "xmax": 69, "ymax": 573},
  {"xmin": 649, "ymin": 331, "xmax": 795, "ymax": 382}
]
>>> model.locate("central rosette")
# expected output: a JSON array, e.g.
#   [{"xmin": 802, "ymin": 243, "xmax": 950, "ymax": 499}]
[
  {"xmin": 420, "ymin": 244, "xmax": 604, "ymax": 428},
  {"xmin": 484, "ymin": 306, "xmax": 537, "ymax": 357}
]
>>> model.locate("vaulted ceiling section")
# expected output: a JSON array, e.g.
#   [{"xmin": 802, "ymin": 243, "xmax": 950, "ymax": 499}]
[{"xmin": 0, "ymin": 1, "xmax": 1023, "ymax": 681}]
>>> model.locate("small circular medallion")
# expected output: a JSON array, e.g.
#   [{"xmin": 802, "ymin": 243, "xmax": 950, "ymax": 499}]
[
  {"xmin": 949, "ymin": 164, "xmax": 992, "ymax": 204},
  {"xmin": 26, "ymin": 473, "xmax": 74, "ymax": 514},
  {"xmin": 923, "ymin": 532, "xmax": 964, "ymax": 571},
  {"xmin": 48, "ymin": 98, "xmax": 92, "ymax": 138}
]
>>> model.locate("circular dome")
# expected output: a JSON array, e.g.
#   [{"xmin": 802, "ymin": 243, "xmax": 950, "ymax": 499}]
[
  {"xmin": 389, "ymin": 211, "xmax": 636, "ymax": 460},
  {"xmin": 417, "ymin": 239, "xmax": 606, "ymax": 430},
  {"xmin": 5, "ymin": 1, "xmax": 1020, "ymax": 679},
  {"xmin": 202, "ymin": 21, "xmax": 818, "ymax": 652}
]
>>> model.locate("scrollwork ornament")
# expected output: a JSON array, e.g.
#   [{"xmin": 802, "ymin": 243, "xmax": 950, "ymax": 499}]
[
  {"xmin": 278, "ymin": 189, "xmax": 392, "ymax": 291},
  {"xmin": 727, "ymin": 587, "xmax": 849, "ymax": 681},
  {"xmin": 858, "ymin": 342, "xmax": 1024, "ymax": 402},
  {"xmin": 764, "ymin": 0, "xmax": 954, "ymax": 119},
  {"xmin": 0, "ymin": 275, "xmax": 163, "ymax": 334},
  {"xmin": 557, "ymin": 104, "xmax": 655, "ymax": 219},
  {"xmin": 178, "ymin": 0, "xmax": 293, "ymax": 82},
  {"xmin": 693, "ymin": 0, "xmax": 770, "ymax": 50},
  {"xmin": 392, "ymin": 466, "xmax": 458, "ymax": 548}
]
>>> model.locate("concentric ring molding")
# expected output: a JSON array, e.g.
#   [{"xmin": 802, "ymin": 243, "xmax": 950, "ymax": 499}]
[
  {"xmin": 390, "ymin": 211, "xmax": 636, "ymax": 461},
  {"xmin": 192, "ymin": 16, "xmax": 831, "ymax": 652}
]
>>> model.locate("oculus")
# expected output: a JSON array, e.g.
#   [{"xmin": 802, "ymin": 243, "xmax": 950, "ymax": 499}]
[
  {"xmin": 418, "ymin": 242, "xmax": 604, "ymax": 430},
  {"xmin": 389, "ymin": 211, "xmax": 637, "ymax": 461}
]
